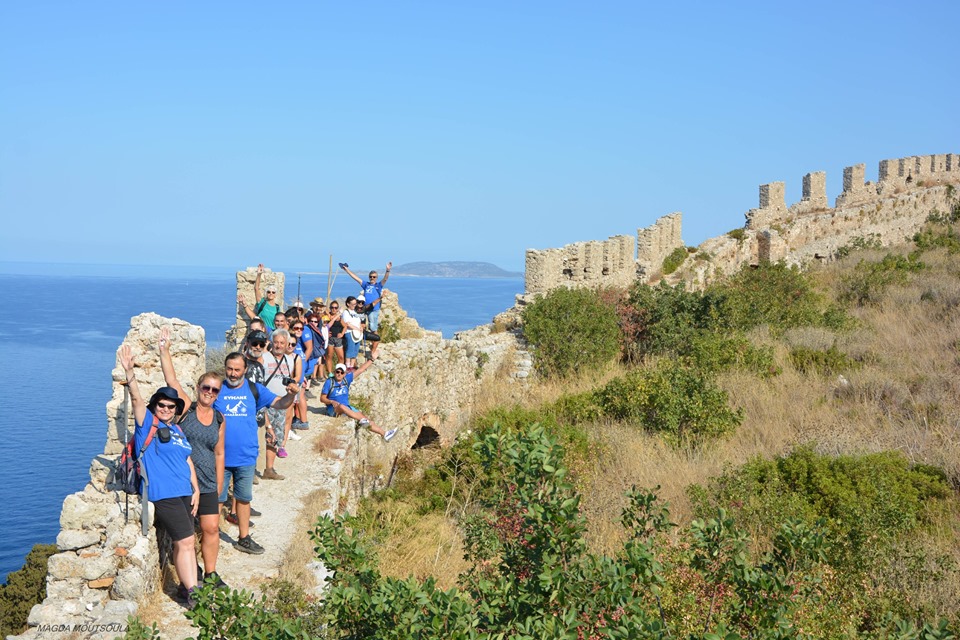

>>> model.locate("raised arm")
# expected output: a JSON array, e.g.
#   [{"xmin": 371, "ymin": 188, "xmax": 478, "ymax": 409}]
[
  {"xmin": 119, "ymin": 345, "xmax": 147, "ymax": 426},
  {"xmin": 341, "ymin": 262, "xmax": 362, "ymax": 285},
  {"xmin": 353, "ymin": 353, "xmax": 377, "ymax": 379},
  {"xmin": 158, "ymin": 327, "xmax": 193, "ymax": 414},
  {"xmin": 254, "ymin": 263, "xmax": 265, "ymax": 301},
  {"xmin": 381, "ymin": 261, "xmax": 392, "ymax": 285},
  {"xmin": 237, "ymin": 294, "xmax": 256, "ymax": 321}
]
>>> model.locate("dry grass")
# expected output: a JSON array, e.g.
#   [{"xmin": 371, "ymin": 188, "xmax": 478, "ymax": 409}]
[
  {"xmin": 360, "ymin": 241, "xmax": 960, "ymax": 605},
  {"xmin": 313, "ymin": 423, "xmax": 342, "ymax": 458},
  {"xmin": 278, "ymin": 487, "xmax": 333, "ymax": 590}
]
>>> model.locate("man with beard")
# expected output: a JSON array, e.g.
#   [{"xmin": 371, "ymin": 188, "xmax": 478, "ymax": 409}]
[{"xmin": 214, "ymin": 352, "xmax": 298, "ymax": 554}]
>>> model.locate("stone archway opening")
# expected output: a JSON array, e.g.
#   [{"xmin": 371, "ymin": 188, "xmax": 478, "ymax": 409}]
[
  {"xmin": 412, "ymin": 426, "xmax": 441, "ymax": 449},
  {"xmin": 412, "ymin": 412, "xmax": 443, "ymax": 450}
]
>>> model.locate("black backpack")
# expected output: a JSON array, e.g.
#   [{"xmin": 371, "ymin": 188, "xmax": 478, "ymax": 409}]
[{"xmin": 116, "ymin": 415, "xmax": 160, "ymax": 495}]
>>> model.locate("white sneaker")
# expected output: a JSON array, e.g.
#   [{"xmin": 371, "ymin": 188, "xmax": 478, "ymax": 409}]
[
  {"xmin": 287, "ymin": 431, "xmax": 302, "ymax": 441},
  {"xmin": 358, "ymin": 418, "xmax": 370, "ymax": 427},
  {"xmin": 383, "ymin": 429, "xmax": 397, "ymax": 442}
]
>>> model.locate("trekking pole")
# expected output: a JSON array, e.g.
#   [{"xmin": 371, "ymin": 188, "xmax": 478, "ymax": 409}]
[{"xmin": 122, "ymin": 384, "xmax": 130, "ymax": 523}]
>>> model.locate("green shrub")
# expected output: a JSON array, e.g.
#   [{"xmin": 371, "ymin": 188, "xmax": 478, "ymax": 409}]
[
  {"xmin": 727, "ymin": 228, "xmax": 746, "ymax": 243},
  {"xmin": 914, "ymin": 224, "xmax": 960, "ymax": 254},
  {"xmin": 684, "ymin": 331, "xmax": 779, "ymax": 377},
  {"xmin": 711, "ymin": 262, "xmax": 850, "ymax": 332},
  {"xmin": 521, "ymin": 287, "xmax": 620, "ymax": 377},
  {"xmin": 789, "ymin": 345, "xmax": 860, "ymax": 375},
  {"xmin": 661, "ymin": 246, "xmax": 689, "ymax": 275},
  {"xmin": 592, "ymin": 362, "xmax": 742, "ymax": 446},
  {"xmin": 0, "ymin": 543, "xmax": 56, "ymax": 638},
  {"xmin": 183, "ymin": 425, "xmax": 956, "ymax": 639},
  {"xmin": 840, "ymin": 252, "xmax": 926, "ymax": 306},
  {"xmin": 688, "ymin": 448, "xmax": 953, "ymax": 569},
  {"xmin": 836, "ymin": 234, "xmax": 883, "ymax": 258}
]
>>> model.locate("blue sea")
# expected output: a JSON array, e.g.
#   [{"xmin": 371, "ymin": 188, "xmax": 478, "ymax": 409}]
[{"xmin": 0, "ymin": 262, "xmax": 522, "ymax": 582}]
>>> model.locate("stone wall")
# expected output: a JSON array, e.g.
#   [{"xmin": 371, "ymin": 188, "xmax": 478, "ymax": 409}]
[
  {"xmin": 16, "ymin": 297, "xmax": 529, "ymax": 639},
  {"xmin": 522, "ymin": 152, "xmax": 960, "ymax": 297},
  {"xmin": 17, "ymin": 314, "xmax": 206, "ymax": 640}
]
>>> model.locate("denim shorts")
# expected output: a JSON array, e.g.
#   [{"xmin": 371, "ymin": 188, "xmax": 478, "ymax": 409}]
[
  {"xmin": 325, "ymin": 403, "xmax": 357, "ymax": 417},
  {"xmin": 220, "ymin": 464, "xmax": 255, "ymax": 503},
  {"xmin": 367, "ymin": 308, "xmax": 380, "ymax": 331},
  {"xmin": 345, "ymin": 333, "xmax": 361, "ymax": 359}
]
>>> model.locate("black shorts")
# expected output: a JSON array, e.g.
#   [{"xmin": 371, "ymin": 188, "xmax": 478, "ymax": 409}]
[
  {"xmin": 197, "ymin": 491, "xmax": 220, "ymax": 517},
  {"xmin": 153, "ymin": 496, "xmax": 196, "ymax": 541},
  {"xmin": 329, "ymin": 336, "xmax": 344, "ymax": 348}
]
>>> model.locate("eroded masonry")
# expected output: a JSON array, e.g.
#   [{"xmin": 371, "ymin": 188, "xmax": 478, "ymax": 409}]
[{"xmin": 523, "ymin": 153, "xmax": 960, "ymax": 296}]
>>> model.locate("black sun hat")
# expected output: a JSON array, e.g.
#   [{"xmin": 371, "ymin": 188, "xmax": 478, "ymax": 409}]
[{"xmin": 147, "ymin": 386, "xmax": 185, "ymax": 415}]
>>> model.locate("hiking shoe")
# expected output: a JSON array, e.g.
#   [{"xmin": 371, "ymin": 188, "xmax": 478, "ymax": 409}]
[
  {"xmin": 383, "ymin": 429, "xmax": 397, "ymax": 442},
  {"xmin": 252, "ymin": 474, "xmax": 260, "ymax": 485},
  {"xmin": 358, "ymin": 418, "xmax": 370, "ymax": 427},
  {"xmin": 225, "ymin": 512, "xmax": 254, "ymax": 528},
  {"xmin": 203, "ymin": 571, "xmax": 229, "ymax": 590},
  {"xmin": 234, "ymin": 535, "xmax": 265, "ymax": 555},
  {"xmin": 262, "ymin": 468, "xmax": 285, "ymax": 480},
  {"xmin": 287, "ymin": 430, "xmax": 302, "ymax": 441},
  {"xmin": 277, "ymin": 447, "xmax": 288, "ymax": 458},
  {"xmin": 176, "ymin": 583, "xmax": 189, "ymax": 601},
  {"xmin": 291, "ymin": 419, "xmax": 310, "ymax": 430},
  {"xmin": 186, "ymin": 586, "xmax": 199, "ymax": 609}
]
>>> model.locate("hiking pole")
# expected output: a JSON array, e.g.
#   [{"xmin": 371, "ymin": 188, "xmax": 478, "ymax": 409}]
[{"xmin": 123, "ymin": 384, "xmax": 130, "ymax": 524}]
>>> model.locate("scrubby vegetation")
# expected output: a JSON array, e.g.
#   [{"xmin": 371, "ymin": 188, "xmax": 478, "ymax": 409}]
[
  {"xmin": 131, "ymin": 208, "xmax": 960, "ymax": 638},
  {"xmin": 0, "ymin": 544, "xmax": 56, "ymax": 637}
]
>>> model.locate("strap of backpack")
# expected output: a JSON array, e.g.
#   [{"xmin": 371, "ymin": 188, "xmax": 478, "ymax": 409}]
[
  {"xmin": 137, "ymin": 415, "xmax": 161, "ymax": 458},
  {"xmin": 246, "ymin": 378, "xmax": 260, "ymax": 404}
]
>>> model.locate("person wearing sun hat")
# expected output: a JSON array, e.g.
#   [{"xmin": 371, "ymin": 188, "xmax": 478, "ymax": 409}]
[{"xmin": 119, "ymin": 340, "xmax": 201, "ymax": 608}]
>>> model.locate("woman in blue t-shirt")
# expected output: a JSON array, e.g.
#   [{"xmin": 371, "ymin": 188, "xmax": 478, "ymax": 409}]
[{"xmin": 120, "ymin": 341, "xmax": 201, "ymax": 608}]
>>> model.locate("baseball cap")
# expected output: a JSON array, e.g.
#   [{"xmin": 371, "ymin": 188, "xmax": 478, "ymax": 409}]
[{"xmin": 335, "ymin": 363, "xmax": 347, "ymax": 372}]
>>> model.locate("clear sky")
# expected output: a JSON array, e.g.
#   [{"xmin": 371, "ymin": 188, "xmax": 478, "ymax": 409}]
[{"xmin": 1, "ymin": 1, "xmax": 957, "ymax": 273}]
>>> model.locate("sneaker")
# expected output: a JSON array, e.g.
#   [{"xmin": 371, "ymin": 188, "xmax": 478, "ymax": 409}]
[
  {"xmin": 287, "ymin": 430, "xmax": 302, "ymax": 441},
  {"xmin": 252, "ymin": 474, "xmax": 260, "ymax": 485},
  {"xmin": 225, "ymin": 512, "xmax": 254, "ymax": 528},
  {"xmin": 277, "ymin": 447, "xmax": 288, "ymax": 458},
  {"xmin": 358, "ymin": 418, "xmax": 370, "ymax": 427},
  {"xmin": 176, "ymin": 583, "xmax": 189, "ymax": 601},
  {"xmin": 186, "ymin": 586, "xmax": 198, "ymax": 609},
  {"xmin": 250, "ymin": 506, "xmax": 262, "ymax": 517},
  {"xmin": 327, "ymin": 372, "xmax": 334, "ymax": 379},
  {"xmin": 383, "ymin": 429, "xmax": 397, "ymax": 442},
  {"xmin": 203, "ymin": 571, "xmax": 229, "ymax": 590},
  {"xmin": 262, "ymin": 467, "xmax": 285, "ymax": 480},
  {"xmin": 234, "ymin": 535, "xmax": 265, "ymax": 555},
  {"xmin": 291, "ymin": 419, "xmax": 310, "ymax": 430}
]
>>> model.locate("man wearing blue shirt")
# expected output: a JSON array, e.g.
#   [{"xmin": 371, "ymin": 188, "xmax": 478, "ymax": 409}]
[
  {"xmin": 340, "ymin": 261, "xmax": 391, "ymax": 331},
  {"xmin": 320, "ymin": 359, "xmax": 396, "ymax": 442},
  {"xmin": 214, "ymin": 352, "xmax": 299, "ymax": 554}
]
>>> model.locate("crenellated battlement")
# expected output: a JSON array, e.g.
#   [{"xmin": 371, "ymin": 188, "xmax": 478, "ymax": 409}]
[{"xmin": 522, "ymin": 152, "xmax": 960, "ymax": 298}]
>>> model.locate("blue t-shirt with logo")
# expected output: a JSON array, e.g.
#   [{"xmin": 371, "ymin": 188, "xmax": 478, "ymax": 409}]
[
  {"xmin": 214, "ymin": 380, "xmax": 277, "ymax": 467},
  {"xmin": 321, "ymin": 372, "xmax": 353, "ymax": 405},
  {"xmin": 360, "ymin": 281, "xmax": 384, "ymax": 311},
  {"xmin": 135, "ymin": 409, "xmax": 194, "ymax": 502}
]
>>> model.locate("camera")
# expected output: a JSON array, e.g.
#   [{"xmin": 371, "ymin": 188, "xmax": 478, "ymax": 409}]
[{"xmin": 281, "ymin": 376, "xmax": 296, "ymax": 386}]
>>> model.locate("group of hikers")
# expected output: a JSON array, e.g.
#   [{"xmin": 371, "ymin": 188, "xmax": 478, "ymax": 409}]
[{"xmin": 119, "ymin": 261, "xmax": 395, "ymax": 608}]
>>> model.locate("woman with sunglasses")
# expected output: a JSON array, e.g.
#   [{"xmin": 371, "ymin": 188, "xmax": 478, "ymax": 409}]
[
  {"xmin": 325, "ymin": 301, "xmax": 345, "ymax": 378},
  {"xmin": 119, "ymin": 334, "xmax": 200, "ymax": 608},
  {"xmin": 157, "ymin": 327, "xmax": 229, "ymax": 591}
]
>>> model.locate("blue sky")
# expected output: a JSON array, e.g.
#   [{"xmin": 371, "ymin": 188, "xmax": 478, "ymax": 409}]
[{"xmin": 1, "ymin": 1, "xmax": 957, "ymax": 273}]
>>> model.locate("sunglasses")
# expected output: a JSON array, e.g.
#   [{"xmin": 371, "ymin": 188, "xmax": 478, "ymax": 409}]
[
  {"xmin": 266, "ymin": 290, "xmax": 277, "ymax": 294},
  {"xmin": 201, "ymin": 384, "xmax": 221, "ymax": 394},
  {"xmin": 308, "ymin": 319, "xmax": 318, "ymax": 323},
  {"xmin": 292, "ymin": 326, "xmax": 303, "ymax": 331},
  {"xmin": 334, "ymin": 370, "xmax": 345, "ymax": 374},
  {"xmin": 250, "ymin": 341, "xmax": 266, "ymax": 348},
  {"xmin": 156, "ymin": 402, "xmax": 177, "ymax": 411},
  {"xmin": 330, "ymin": 307, "xmax": 339, "ymax": 310}
]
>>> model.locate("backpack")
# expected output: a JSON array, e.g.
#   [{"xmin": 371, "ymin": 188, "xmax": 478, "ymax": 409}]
[{"xmin": 116, "ymin": 415, "xmax": 160, "ymax": 495}]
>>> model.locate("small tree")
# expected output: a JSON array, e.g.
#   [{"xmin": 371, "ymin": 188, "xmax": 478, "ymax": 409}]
[{"xmin": 522, "ymin": 287, "xmax": 620, "ymax": 377}]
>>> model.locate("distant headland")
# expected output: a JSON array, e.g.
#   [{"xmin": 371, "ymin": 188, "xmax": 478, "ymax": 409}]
[{"xmin": 391, "ymin": 261, "xmax": 522, "ymax": 278}]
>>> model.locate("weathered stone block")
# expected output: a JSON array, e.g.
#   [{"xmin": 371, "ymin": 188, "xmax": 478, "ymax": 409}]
[{"xmin": 56, "ymin": 529, "xmax": 101, "ymax": 551}]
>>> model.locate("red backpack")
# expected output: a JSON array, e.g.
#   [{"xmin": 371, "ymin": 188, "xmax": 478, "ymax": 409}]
[{"xmin": 115, "ymin": 415, "xmax": 160, "ymax": 495}]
